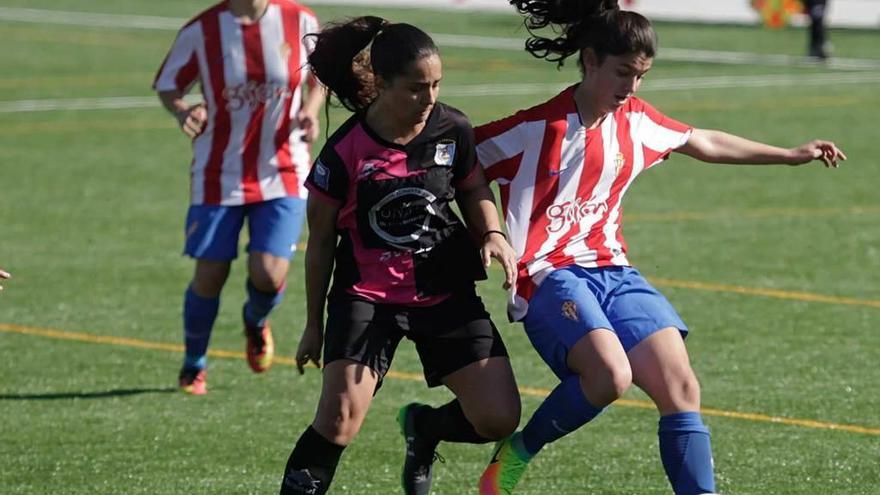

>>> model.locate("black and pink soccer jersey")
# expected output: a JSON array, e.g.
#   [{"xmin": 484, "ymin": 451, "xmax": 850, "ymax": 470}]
[{"xmin": 305, "ymin": 103, "xmax": 486, "ymax": 305}]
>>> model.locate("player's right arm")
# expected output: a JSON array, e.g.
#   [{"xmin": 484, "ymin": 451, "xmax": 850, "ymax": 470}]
[
  {"xmin": 158, "ymin": 91, "xmax": 206, "ymax": 139},
  {"xmin": 296, "ymin": 194, "xmax": 340, "ymax": 375},
  {"xmin": 0, "ymin": 268, "xmax": 10, "ymax": 293},
  {"xmin": 153, "ymin": 23, "xmax": 205, "ymax": 138}
]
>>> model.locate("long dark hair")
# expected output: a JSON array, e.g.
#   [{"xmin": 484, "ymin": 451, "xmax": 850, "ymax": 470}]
[
  {"xmin": 306, "ymin": 16, "xmax": 439, "ymax": 112},
  {"xmin": 510, "ymin": 0, "xmax": 657, "ymax": 69}
]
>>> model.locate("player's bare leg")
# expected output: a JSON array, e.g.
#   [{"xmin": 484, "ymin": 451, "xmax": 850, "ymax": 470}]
[{"xmin": 629, "ymin": 327, "xmax": 715, "ymax": 495}]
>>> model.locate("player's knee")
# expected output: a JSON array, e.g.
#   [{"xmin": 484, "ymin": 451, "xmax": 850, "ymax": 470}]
[
  {"xmin": 582, "ymin": 361, "xmax": 632, "ymax": 406},
  {"xmin": 605, "ymin": 362, "xmax": 633, "ymax": 401},
  {"xmin": 192, "ymin": 262, "xmax": 230, "ymax": 297},
  {"xmin": 248, "ymin": 266, "xmax": 285, "ymax": 292},
  {"xmin": 313, "ymin": 409, "xmax": 364, "ymax": 446},
  {"xmin": 670, "ymin": 369, "xmax": 701, "ymax": 410},
  {"xmin": 247, "ymin": 252, "xmax": 289, "ymax": 292},
  {"xmin": 471, "ymin": 404, "xmax": 521, "ymax": 440},
  {"xmin": 650, "ymin": 365, "xmax": 702, "ymax": 413}
]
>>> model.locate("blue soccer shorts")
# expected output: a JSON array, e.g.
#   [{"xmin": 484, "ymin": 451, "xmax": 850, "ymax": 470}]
[
  {"xmin": 183, "ymin": 196, "xmax": 306, "ymax": 261},
  {"xmin": 522, "ymin": 265, "xmax": 688, "ymax": 379}
]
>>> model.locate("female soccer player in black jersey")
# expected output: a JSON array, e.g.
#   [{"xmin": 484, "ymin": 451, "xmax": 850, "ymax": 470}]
[{"xmin": 278, "ymin": 16, "xmax": 522, "ymax": 495}]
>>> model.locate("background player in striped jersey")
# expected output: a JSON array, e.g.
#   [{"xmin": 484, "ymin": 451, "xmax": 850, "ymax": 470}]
[
  {"xmin": 277, "ymin": 16, "xmax": 521, "ymax": 495},
  {"xmin": 153, "ymin": 0, "xmax": 325, "ymax": 395},
  {"xmin": 476, "ymin": 1, "xmax": 846, "ymax": 494}
]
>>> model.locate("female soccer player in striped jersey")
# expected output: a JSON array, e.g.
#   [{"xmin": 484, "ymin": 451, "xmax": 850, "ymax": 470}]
[
  {"xmin": 153, "ymin": 0, "xmax": 325, "ymax": 394},
  {"xmin": 476, "ymin": 1, "xmax": 846, "ymax": 494},
  {"xmin": 277, "ymin": 16, "xmax": 521, "ymax": 495}
]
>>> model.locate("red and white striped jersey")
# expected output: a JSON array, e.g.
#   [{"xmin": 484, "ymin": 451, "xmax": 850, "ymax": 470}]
[
  {"xmin": 475, "ymin": 85, "xmax": 692, "ymax": 320},
  {"xmin": 153, "ymin": 0, "xmax": 319, "ymax": 206}
]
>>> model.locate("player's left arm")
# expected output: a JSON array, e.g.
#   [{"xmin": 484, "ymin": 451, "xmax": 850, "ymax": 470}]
[
  {"xmin": 0, "ymin": 268, "xmax": 10, "ymax": 293},
  {"xmin": 296, "ymin": 12, "xmax": 327, "ymax": 143},
  {"xmin": 456, "ymin": 166, "xmax": 517, "ymax": 289},
  {"xmin": 296, "ymin": 81, "xmax": 327, "ymax": 143},
  {"xmin": 677, "ymin": 128, "xmax": 847, "ymax": 168}
]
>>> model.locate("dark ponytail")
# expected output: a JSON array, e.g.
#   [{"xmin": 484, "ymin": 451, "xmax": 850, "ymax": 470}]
[
  {"xmin": 306, "ymin": 16, "xmax": 439, "ymax": 113},
  {"xmin": 306, "ymin": 16, "xmax": 387, "ymax": 112},
  {"xmin": 510, "ymin": 0, "xmax": 656, "ymax": 69}
]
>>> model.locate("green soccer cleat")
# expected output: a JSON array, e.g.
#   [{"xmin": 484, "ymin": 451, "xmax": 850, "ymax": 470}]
[{"xmin": 479, "ymin": 435, "xmax": 532, "ymax": 495}]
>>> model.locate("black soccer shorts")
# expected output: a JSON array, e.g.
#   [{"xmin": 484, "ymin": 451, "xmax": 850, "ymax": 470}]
[{"xmin": 323, "ymin": 287, "xmax": 508, "ymax": 387}]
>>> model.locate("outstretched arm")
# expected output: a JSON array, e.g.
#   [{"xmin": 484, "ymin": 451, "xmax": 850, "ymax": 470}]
[
  {"xmin": 0, "ymin": 268, "xmax": 9, "ymax": 293},
  {"xmin": 677, "ymin": 128, "xmax": 846, "ymax": 168}
]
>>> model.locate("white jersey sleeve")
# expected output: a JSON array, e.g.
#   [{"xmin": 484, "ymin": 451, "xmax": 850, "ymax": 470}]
[{"xmin": 153, "ymin": 23, "xmax": 203, "ymax": 93}]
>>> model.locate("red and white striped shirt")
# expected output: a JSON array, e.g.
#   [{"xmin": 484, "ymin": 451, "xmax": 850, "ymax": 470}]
[
  {"xmin": 475, "ymin": 86, "xmax": 692, "ymax": 320},
  {"xmin": 153, "ymin": 0, "xmax": 319, "ymax": 206}
]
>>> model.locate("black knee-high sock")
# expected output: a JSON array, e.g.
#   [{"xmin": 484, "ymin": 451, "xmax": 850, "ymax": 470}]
[
  {"xmin": 279, "ymin": 426, "xmax": 345, "ymax": 495},
  {"xmin": 414, "ymin": 399, "xmax": 491, "ymax": 445}
]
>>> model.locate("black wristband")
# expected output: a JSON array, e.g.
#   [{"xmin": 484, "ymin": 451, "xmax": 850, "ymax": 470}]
[{"xmin": 482, "ymin": 230, "xmax": 507, "ymax": 242}]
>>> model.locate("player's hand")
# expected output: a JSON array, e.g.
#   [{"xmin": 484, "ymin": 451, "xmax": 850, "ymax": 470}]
[
  {"xmin": 482, "ymin": 232, "xmax": 517, "ymax": 290},
  {"xmin": 296, "ymin": 109, "xmax": 320, "ymax": 143},
  {"xmin": 176, "ymin": 103, "xmax": 207, "ymax": 139},
  {"xmin": 295, "ymin": 324, "xmax": 323, "ymax": 375},
  {"xmin": 0, "ymin": 268, "xmax": 10, "ymax": 293},
  {"xmin": 788, "ymin": 140, "xmax": 847, "ymax": 168}
]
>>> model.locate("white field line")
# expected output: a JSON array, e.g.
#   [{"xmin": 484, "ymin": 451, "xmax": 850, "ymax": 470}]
[
  {"xmin": 0, "ymin": 7, "xmax": 182, "ymax": 30},
  {"xmin": 2, "ymin": 7, "xmax": 880, "ymax": 71},
  {"xmin": 0, "ymin": 95, "xmax": 197, "ymax": 113},
  {"xmin": 441, "ymin": 72, "xmax": 880, "ymax": 97},
  {"xmin": 3, "ymin": 72, "xmax": 879, "ymax": 113},
  {"xmin": 431, "ymin": 34, "xmax": 880, "ymax": 72}
]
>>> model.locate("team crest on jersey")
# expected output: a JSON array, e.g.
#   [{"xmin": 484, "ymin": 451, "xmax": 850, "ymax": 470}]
[
  {"xmin": 614, "ymin": 152, "xmax": 626, "ymax": 175},
  {"xmin": 280, "ymin": 42, "xmax": 292, "ymax": 60},
  {"xmin": 561, "ymin": 300, "xmax": 579, "ymax": 321},
  {"xmin": 358, "ymin": 160, "xmax": 387, "ymax": 180},
  {"xmin": 434, "ymin": 139, "xmax": 456, "ymax": 166},
  {"xmin": 313, "ymin": 160, "xmax": 330, "ymax": 190}
]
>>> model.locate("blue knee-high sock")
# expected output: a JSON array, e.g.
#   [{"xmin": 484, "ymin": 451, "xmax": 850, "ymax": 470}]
[
  {"xmin": 183, "ymin": 286, "xmax": 220, "ymax": 370},
  {"xmin": 243, "ymin": 279, "xmax": 285, "ymax": 328},
  {"xmin": 658, "ymin": 412, "xmax": 716, "ymax": 495},
  {"xmin": 519, "ymin": 374, "xmax": 605, "ymax": 456}
]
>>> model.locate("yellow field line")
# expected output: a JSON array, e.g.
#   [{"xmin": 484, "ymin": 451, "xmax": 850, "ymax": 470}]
[
  {"xmin": 627, "ymin": 205, "xmax": 880, "ymax": 223},
  {"xmin": 303, "ymin": 244, "xmax": 880, "ymax": 310},
  {"xmin": 649, "ymin": 277, "xmax": 880, "ymax": 309},
  {"xmin": 2, "ymin": 322, "xmax": 878, "ymax": 436}
]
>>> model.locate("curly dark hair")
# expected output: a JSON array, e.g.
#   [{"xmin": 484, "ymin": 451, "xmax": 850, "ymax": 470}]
[{"xmin": 509, "ymin": 0, "xmax": 656, "ymax": 69}]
